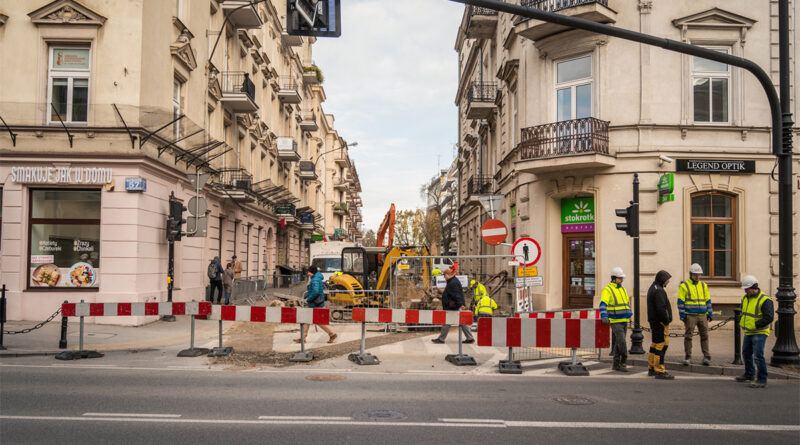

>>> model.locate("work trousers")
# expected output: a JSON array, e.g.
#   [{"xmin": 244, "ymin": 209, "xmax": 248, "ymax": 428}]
[
  {"xmin": 436, "ymin": 323, "xmax": 474, "ymax": 342},
  {"xmin": 210, "ymin": 280, "xmax": 224, "ymax": 303},
  {"xmin": 648, "ymin": 323, "xmax": 670, "ymax": 374},
  {"xmin": 610, "ymin": 322, "xmax": 628, "ymax": 363},
  {"xmin": 742, "ymin": 334, "xmax": 768, "ymax": 383},
  {"xmin": 683, "ymin": 314, "xmax": 710, "ymax": 359}
]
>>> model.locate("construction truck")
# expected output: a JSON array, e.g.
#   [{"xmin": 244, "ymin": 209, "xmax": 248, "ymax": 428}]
[{"xmin": 310, "ymin": 240, "xmax": 356, "ymax": 281}]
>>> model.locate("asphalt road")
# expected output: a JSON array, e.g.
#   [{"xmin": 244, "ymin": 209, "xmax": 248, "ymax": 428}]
[{"xmin": 1, "ymin": 363, "xmax": 798, "ymax": 444}]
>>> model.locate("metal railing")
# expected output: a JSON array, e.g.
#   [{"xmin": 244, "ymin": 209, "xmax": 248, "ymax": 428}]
[
  {"xmin": 468, "ymin": 81, "xmax": 498, "ymax": 103},
  {"xmin": 467, "ymin": 175, "xmax": 494, "ymax": 196},
  {"xmin": 521, "ymin": 0, "xmax": 608, "ymax": 12},
  {"xmin": 280, "ymin": 76, "xmax": 299, "ymax": 90},
  {"xmin": 218, "ymin": 168, "xmax": 253, "ymax": 191},
  {"xmin": 511, "ymin": 308, "xmax": 603, "ymax": 362},
  {"xmin": 229, "ymin": 275, "xmax": 268, "ymax": 305},
  {"xmin": 221, "ymin": 71, "xmax": 256, "ymax": 102},
  {"xmin": 298, "ymin": 160, "xmax": 315, "ymax": 174},
  {"xmin": 519, "ymin": 117, "xmax": 609, "ymax": 160}
]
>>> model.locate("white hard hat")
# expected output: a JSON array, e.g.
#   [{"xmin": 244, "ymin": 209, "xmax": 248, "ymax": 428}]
[
  {"xmin": 611, "ymin": 267, "xmax": 625, "ymax": 278},
  {"xmin": 741, "ymin": 275, "xmax": 758, "ymax": 289},
  {"xmin": 689, "ymin": 263, "xmax": 703, "ymax": 275}
]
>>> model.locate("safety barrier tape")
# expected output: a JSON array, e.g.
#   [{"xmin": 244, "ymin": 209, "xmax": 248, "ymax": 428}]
[
  {"xmin": 62, "ymin": 302, "xmax": 211, "ymax": 317},
  {"xmin": 477, "ymin": 318, "xmax": 610, "ymax": 349},
  {"xmin": 351, "ymin": 308, "xmax": 473, "ymax": 326},
  {"xmin": 203, "ymin": 305, "xmax": 330, "ymax": 325},
  {"xmin": 513, "ymin": 309, "xmax": 599, "ymax": 319}
]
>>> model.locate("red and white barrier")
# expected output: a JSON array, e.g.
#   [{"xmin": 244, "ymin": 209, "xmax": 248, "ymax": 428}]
[
  {"xmin": 477, "ymin": 317, "xmax": 610, "ymax": 349},
  {"xmin": 352, "ymin": 308, "xmax": 472, "ymax": 326},
  {"xmin": 204, "ymin": 305, "xmax": 329, "ymax": 325},
  {"xmin": 514, "ymin": 309, "xmax": 599, "ymax": 319},
  {"xmin": 62, "ymin": 301, "xmax": 212, "ymax": 317}
]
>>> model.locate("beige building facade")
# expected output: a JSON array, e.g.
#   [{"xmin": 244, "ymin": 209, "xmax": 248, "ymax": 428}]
[
  {"xmin": 0, "ymin": 0, "xmax": 361, "ymax": 323},
  {"xmin": 455, "ymin": 1, "xmax": 800, "ymax": 312}
]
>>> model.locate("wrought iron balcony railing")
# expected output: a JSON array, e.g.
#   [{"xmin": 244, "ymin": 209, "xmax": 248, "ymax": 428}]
[
  {"xmin": 519, "ymin": 117, "xmax": 609, "ymax": 160},
  {"xmin": 221, "ymin": 72, "xmax": 256, "ymax": 102},
  {"xmin": 521, "ymin": 0, "xmax": 608, "ymax": 13},
  {"xmin": 468, "ymin": 81, "xmax": 498, "ymax": 103},
  {"xmin": 467, "ymin": 176, "xmax": 494, "ymax": 196}
]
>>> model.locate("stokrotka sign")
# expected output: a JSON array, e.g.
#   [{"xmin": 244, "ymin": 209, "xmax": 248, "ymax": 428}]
[{"xmin": 561, "ymin": 197, "xmax": 595, "ymax": 233}]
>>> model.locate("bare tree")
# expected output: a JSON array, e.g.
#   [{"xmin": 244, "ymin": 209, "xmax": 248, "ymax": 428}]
[{"xmin": 360, "ymin": 229, "xmax": 376, "ymax": 247}]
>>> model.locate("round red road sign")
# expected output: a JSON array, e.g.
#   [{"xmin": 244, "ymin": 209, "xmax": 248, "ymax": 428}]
[
  {"xmin": 511, "ymin": 237, "xmax": 541, "ymax": 266},
  {"xmin": 481, "ymin": 219, "xmax": 508, "ymax": 245}
]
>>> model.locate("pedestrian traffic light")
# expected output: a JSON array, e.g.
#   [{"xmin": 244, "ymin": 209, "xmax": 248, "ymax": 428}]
[
  {"xmin": 615, "ymin": 202, "xmax": 638, "ymax": 238},
  {"xmin": 287, "ymin": 0, "xmax": 341, "ymax": 37},
  {"xmin": 166, "ymin": 194, "xmax": 187, "ymax": 242}
]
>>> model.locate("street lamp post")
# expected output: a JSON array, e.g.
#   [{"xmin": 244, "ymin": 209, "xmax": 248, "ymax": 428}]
[{"xmin": 314, "ymin": 141, "xmax": 357, "ymax": 239}]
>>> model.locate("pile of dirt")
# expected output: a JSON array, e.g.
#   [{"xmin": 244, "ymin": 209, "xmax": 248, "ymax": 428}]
[{"xmin": 394, "ymin": 277, "xmax": 442, "ymax": 310}]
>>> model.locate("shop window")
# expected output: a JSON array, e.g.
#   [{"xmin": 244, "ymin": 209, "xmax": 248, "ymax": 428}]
[
  {"xmin": 48, "ymin": 46, "xmax": 90, "ymax": 124},
  {"xmin": 692, "ymin": 48, "xmax": 730, "ymax": 123},
  {"xmin": 690, "ymin": 191, "xmax": 735, "ymax": 279},
  {"xmin": 29, "ymin": 189, "xmax": 101, "ymax": 289}
]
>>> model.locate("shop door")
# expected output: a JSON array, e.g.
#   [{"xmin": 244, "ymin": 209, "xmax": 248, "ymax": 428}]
[{"xmin": 562, "ymin": 233, "xmax": 596, "ymax": 309}]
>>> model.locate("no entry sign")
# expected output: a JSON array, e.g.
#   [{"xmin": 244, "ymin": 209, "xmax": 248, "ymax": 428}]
[
  {"xmin": 481, "ymin": 219, "xmax": 508, "ymax": 245},
  {"xmin": 512, "ymin": 237, "xmax": 541, "ymax": 266}
]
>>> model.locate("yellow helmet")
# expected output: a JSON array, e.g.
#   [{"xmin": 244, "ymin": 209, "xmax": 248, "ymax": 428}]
[{"xmin": 470, "ymin": 280, "xmax": 476, "ymax": 287}]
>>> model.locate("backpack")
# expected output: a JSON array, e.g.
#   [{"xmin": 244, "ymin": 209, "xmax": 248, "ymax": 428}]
[{"xmin": 207, "ymin": 262, "xmax": 218, "ymax": 280}]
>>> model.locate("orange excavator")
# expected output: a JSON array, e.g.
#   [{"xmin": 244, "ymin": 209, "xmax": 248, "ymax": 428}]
[{"xmin": 376, "ymin": 203, "xmax": 395, "ymax": 252}]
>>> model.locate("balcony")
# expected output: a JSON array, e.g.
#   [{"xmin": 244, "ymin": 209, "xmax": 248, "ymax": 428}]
[
  {"xmin": 277, "ymin": 76, "xmax": 302, "ymax": 104},
  {"xmin": 299, "ymin": 213, "xmax": 315, "ymax": 230},
  {"xmin": 281, "ymin": 31, "xmax": 303, "ymax": 47},
  {"xmin": 217, "ymin": 168, "xmax": 255, "ymax": 203},
  {"xmin": 276, "ymin": 137, "xmax": 300, "ymax": 162},
  {"xmin": 516, "ymin": 117, "xmax": 614, "ymax": 173},
  {"xmin": 275, "ymin": 203, "xmax": 296, "ymax": 223},
  {"xmin": 333, "ymin": 202, "xmax": 348, "ymax": 215},
  {"xmin": 467, "ymin": 176, "xmax": 494, "ymax": 197},
  {"xmin": 516, "ymin": 0, "xmax": 616, "ymax": 42},
  {"xmin": 299, "ymin": 110, "xmax": 318, "ymax": 131},
  {"xmin": 465, "ymin": 81, "xmax": 498, "ymax": 120},
  {"xmin": 298, "ymin": 161, "xmax": 317, "ymax": 180},
  {"xmin": 220, "ymin": 1, "xmax": 262, "ymax": 29},
  {"xmin": 334, "ymin": 153, "xmax": 349, "ymax": 167},
  {"xmin": 465, "ymin": 6, "xmax": 498, "ymax": 39},
  {"xmin": 333, "ymin": 178, "xmax": 348, "ymax": 190},
  {"xmin": 303, "ymin": 64, "xmax": 323, "ymax": 85},
  {"xmin": 220, "ymin": 72, "xmax": 258, "ymax": 113}
]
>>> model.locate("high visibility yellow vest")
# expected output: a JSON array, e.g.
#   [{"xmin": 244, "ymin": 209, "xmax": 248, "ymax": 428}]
[
  {"xmin": 740, "ymin": 292, "xmax": 771, "ymax": 336},
  {"xmin": 601, "ymin": 284, "xmax": 631, "ymax": 323},
  {"xmin": 474, "ymin": 295, "xmax": 497, "ymax": 315},
  {"xmin": 472, "ymin": 283, "xmax": 488, "ymax": 298},
  {"xmin": 678, "ymin": 279, "xmax": 710, "ymax": 315}
]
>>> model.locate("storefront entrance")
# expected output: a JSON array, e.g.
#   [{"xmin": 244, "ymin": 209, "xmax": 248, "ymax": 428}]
[{"xmin": 560, "ymin": 197, "xmax": 596, "ymax": 309}]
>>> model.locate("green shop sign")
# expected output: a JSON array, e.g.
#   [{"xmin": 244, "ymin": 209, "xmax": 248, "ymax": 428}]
[
  {"xmin": 561, "ymin": 197, "xmax": 595, "ymax": 233},
  {"xmin": 658, "ymin": 173, "xmax": 675, "ymax": 204}
]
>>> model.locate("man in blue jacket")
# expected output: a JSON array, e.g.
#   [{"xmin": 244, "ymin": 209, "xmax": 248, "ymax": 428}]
[
  {"xmin": 432, "ymin": 268, "xmax": 474, "ymax": 344},
  {"xmin": 295, "ymin": 265, "xmax": 337, "ymax": 343}
]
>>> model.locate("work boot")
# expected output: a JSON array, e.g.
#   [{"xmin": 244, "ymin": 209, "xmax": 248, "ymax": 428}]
[
  {"xmin": 655, "ymin": 372, "xmax": 675, "ymax": 380},
  {"xmin": 611, "ymin": 358, "xmax": 620, "ymax": 371},
  {"xmin": 617, "ymin": 362, "xmax": 629, "ymax": 372},
  {"xmin": 749, "ymin": 381, "xmax": 767, "ymax": 389},
  {"xmin": 702, "ymin": 357, "xmax": 711, "ymax": 366},
  {"xmin": 648, "ymin": 368, "xmax": 655, "ymax": 377},
  {"xmin": 735, "ymin": 375, "xmax": 754, "ymax": 383},
  {"xmin": 682, "ymin": 357, "xmax": 690, "ymax": 366}
]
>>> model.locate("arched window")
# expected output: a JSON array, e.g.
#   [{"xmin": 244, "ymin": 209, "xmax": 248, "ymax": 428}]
[{"xmin": 690, "ymin": 192, "xmax": 736, "ymax": 279}]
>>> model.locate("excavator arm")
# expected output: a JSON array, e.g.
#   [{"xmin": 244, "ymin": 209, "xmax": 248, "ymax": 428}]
[{"xmin": 376, "ymin": 203, "xmax": 395, "ymax": 250}]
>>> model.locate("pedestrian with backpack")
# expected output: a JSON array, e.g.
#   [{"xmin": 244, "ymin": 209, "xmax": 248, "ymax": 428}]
[
  {"xmin": 295, "ymin": 265, "xmax": 337, "ymax": 343},
  {"xmin": 208, "ymin": 256, "xmax": 224, "ymax": 304}
]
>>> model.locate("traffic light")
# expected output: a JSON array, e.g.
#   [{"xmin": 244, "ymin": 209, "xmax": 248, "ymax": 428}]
[
  {"xmin": 287, "ymin": 0, "xmax": 341, "ymax": 37},
  {"xmin": 166, "ymin": 195, "xmax": 187, "ymax": 242},
  {"xmin": 615, "ymin": 202, "xmax": 638, "ymax": 238}
]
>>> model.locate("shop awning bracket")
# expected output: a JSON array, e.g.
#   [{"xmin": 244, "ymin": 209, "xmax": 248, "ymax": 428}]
[
  {"xmin": 159, "ymin": 128, "xmax": 203, "ymax": 158},
  {"xmin": 173, "ymin": 139, "xmax": 218, "ymax": 165},
  {"xmin": 184, "ymin": 141, "xmax": 224, "ymax": 166},
  {"xmin": 0, "ymin": 114, "xmax": 17, "ymax": 147},
  {"xmin": 112, "ymin": 104, "xmax": 137, "ymax": 149},
  {"xmin": 139, "ymin": 114, "xmax": 184, "ymax": 149},
  {"xmin": 49, "ymin": 103, "xmax": 73, "ymax": 148}
]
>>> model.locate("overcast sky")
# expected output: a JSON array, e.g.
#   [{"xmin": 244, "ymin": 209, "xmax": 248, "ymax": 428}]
[{"xmin": 313, "ymin": 0, "xmax": 464, "ymax": 231}]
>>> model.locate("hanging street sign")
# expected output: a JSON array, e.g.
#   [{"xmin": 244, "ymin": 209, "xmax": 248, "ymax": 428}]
[
  {"xmin": 478, "ymin": 194, "xmax": 504, "ymax": 218},
  {"xmin": 658, "ymin": 173, "xmax": 675, "ymax": 204},
  {"xmin": 481, "ymin": 219, "xmax": 508, "ymax": 245},
  {"xmin": 187, "ymin": 173, "xmax": 211, "ymax": 190},
  {"xmin": 512, "ymin": 237, "xmax": 541, "ymax": 266}
]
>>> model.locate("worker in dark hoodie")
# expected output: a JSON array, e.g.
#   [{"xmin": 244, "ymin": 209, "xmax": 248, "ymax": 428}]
[{"xmin": 647, "ymin": 270, "xmax": 675, "ymax": 380}]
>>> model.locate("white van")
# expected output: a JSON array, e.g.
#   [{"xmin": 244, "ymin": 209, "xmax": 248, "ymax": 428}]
[{"xmin": 431, "ymin": 257, "xmax": 454, "ymax": 274}]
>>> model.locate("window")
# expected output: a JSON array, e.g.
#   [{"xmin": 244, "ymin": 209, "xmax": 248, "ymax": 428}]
[
  {"xmin": 173, "ymin": 79, "xmax": 182, "ymax": 139},
  {"xmin": 29, "ymin": 189, "xmax": 101, "ymax": 289},
  {"xmin": 692, "ymin": 49, "xmax": 730, "ymax": 123},
  {"xmin": 691, "ymin": 192, "xmax": 735, "ymax": 279},
  {"xmin": 556, "ymin": 55, "xmax": 592, "ymax": 121},
  {"xmin": 48, "ymin": 47, "xmax": 90, "ymax": 124}
]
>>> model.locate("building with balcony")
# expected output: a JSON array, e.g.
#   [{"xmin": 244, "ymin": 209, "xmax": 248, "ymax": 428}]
[
  {"xmin": 454, "ymin": 0, "xmax": 800, "ymax": 311},
  {"xmin": 0, "ymin": 0, "xmax": 362, "ymax": 323}
]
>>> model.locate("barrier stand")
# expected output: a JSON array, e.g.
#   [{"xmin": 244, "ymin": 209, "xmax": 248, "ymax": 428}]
[
  {"xmin": 445, "ymin": 326, "xmax": 477, "ymax": 366},
  {"xmin": 499, "ymin": 346, "xmax": 522, "ymax": 374},
  {"xmin": 348, "ymin": 321, "xmax": 380, "ymax": 365},
  {"xmin": 289, "ymin": 323, "xmax": 314, "ymax": 362},
  {"xmin": 58, "ymin": 300, "xmax": 69, "ymax": 349},
  {"xmin": 732, "ymin": 308, "xmax": 743, "ymax": 365},
  {"xmin": 55, "ymin": 300, "xmax": 103, "ymax": 360},
  {"xmin": 207, "ymin": 315, "xmax": 233, "ymax": 357},
  {"xmin": 178, "ymin": 301, "xmax": 210, "ymax": 357},
  {"xmin": 557, "ymin": 348, "xmax": 590, "ymax": 376}
]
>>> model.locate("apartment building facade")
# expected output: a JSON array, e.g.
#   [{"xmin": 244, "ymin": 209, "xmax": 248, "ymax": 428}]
[
  {"xmin": 0, "ymin": 0, "xmax": 362, "ymax": 322},
  {"xmin": 455, "ymin": 1, "xmax": 799, "ymax": 311}
]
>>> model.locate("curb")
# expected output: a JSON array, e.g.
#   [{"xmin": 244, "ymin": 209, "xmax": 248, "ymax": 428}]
[
  {"xmin": 601, "ymin": 357, "xmax": 800, "ymax": 380},
  {"xmin": 0, "ymin": 350, "xmax": 63, "ymax": 358}
]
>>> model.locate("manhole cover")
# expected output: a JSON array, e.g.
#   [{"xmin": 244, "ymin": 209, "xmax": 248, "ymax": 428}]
[
  {"xmin": 305, "ymin": 374, "xmax": 346, "ymax": 381},
  {"xmin": 354, "ymin": 410, "xmax": 407, "ymax": 421},
  {"xmin": 552, "ymin": 395, "xmax": 595, "ymax": 406}
]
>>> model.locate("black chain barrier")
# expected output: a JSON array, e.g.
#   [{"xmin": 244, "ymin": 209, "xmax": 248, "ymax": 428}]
[
  {"xmin": 2, "ymin": 308, "xmax": 62, "ymax": 335},
  {"xmin": 634, "ymin": 316, "xmax": 735, "ymax": 337}
]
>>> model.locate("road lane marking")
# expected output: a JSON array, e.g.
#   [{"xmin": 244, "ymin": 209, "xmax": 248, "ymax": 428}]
[
  {"xmin": 83, "ymin": 413, "xmax": 181, "ymax": 418},
  {"xmin": 440, "ymin": 418, "xmax": 504, "ymax": 424},
  {"xmin": 1, "ymin": 415, "xmax": 798, "ymax": 432},
  {"xmin": 258, "ymin": 416, "xmax": 353, "ymax": 421}
]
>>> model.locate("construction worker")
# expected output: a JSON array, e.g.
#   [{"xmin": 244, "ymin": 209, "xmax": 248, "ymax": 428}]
[
  {"xmin": 432, "ymin": 268, "xmax": 442, "ymax": 277},
  {"xmin": 735, "ymin": 275, "xmax": 774, "ymax": 388},
  {"xmin": 471, "ymin": 280, "xmax": 497, "ymax": 317},
  {"xmin": 600, "ymin": 267, "xmax": 632, "ymax": 372},
  {"xmin": 678, "ymin": 263, "xmax": 713, "ymax": 366}
]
